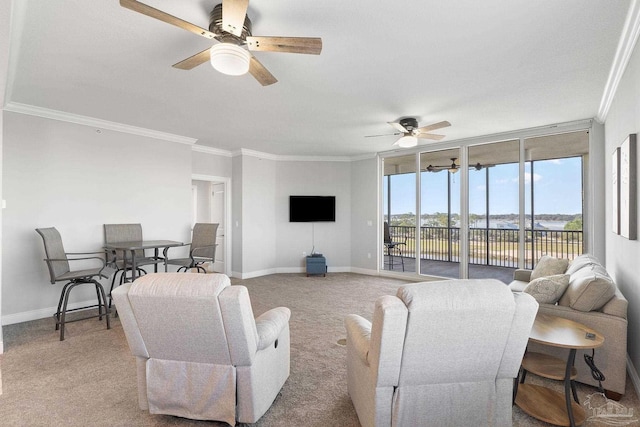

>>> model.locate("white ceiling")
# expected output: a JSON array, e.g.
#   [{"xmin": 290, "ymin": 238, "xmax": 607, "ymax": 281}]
[{"xmin": 5, "ymin": 0, "xmax": 632, "ymax": 157}]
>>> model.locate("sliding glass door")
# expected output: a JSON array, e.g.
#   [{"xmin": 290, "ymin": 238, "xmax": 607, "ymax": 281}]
[
  {"xmin": 467, "ymin": 140, "xmax": 520, "ymax": 283},
  {"xmin": 382, "ymin": 154, "xmax": 417, "ymax": 274},
  {"xmin": 419, "ymin": 148, "xmax": 460, "ymax": 278},
  {"xmin": 523, "ymin": 132, "xmax": 587, "ymax": 268}
]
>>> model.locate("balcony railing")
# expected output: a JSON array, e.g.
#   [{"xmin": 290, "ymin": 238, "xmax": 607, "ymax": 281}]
[{"xmin": 388, "ymin": 225, "xmax": 583, "ymax": 269}]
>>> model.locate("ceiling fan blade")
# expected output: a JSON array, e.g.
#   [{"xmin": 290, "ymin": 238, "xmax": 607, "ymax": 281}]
[
  {"xmin": 120, "ymin": 0, "xmax": 216, "ymax": 39},
  {"xmin": 416, "ymin": 133, "xmax": 446, "ymax": 140},
  {"xmin": 249, "ymin": 55, "xmax": 278, "ymax": 86},
  {"xmin": 172, "ymin": 47, "xmax": 211, "ymax": 70},
  {"xmin": 246, "ymin": 37, "xmax": 323, "ymax": 55},
  {"xmin": 388, "ymin": 122, "xmax": 408, "ymax": 133},
  {"xmin": 222, "ymin": 0, "xmax": 249, "ymax": 37},
  {"xmin": 364, "ymin": 132, "xmax": 403, "ymax": 138},
  {"xmin": 416, "ymin": 120, "xmax": 451, "ymax": 133}
]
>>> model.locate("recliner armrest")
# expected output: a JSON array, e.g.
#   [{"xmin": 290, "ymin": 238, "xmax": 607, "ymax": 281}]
[
  {"xmin": 344, "ymin": 314, "xmax": 372, "ymax": 365},
  {"xmin": 255, "ymin": 307, "xmax": 291, "ymax": 350}
]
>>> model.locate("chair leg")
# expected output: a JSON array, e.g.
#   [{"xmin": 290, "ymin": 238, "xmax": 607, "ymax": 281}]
[
  {"xmin": 59, "ymin": 282, "xmax": 80, "ymax": 341},
  {"xmin": 108, "ymin": 269, "xmax": 124, "ymax": 310},
  {"xmin": 92, "ymin": 280, "xmax": 111, "ymax": 331},
  {"xmin": 55, "ymin": 281, "xmax": 73, "ymax": 331},
  {"xmin": 95, "ymin": 285, "xmax": 103, "ymax": 321},
  {"xmin": 55, "ymin": 280, "xmax": 112, "ymax": 341}
]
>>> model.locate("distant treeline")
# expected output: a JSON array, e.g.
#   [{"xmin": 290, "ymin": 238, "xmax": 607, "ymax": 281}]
[
  {"xmin": 385, "ymin": 213, "xmax": 583, "ymax": 230},
  {"xmin": 465, "ymin": 213, "xmax": 582, "ymax": 221},
  {"xmin": 387, "ymin": 213, "xmax": 582, "ymax": 221}
]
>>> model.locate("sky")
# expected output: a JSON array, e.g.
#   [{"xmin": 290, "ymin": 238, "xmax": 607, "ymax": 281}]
[{"xmin": 384, "ymin": 157, "xmax": 583, "ymax": 216}]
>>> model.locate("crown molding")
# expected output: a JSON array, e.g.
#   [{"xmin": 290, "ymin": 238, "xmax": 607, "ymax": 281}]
[
  {"xmin": 597, "ymin": 0, "xmax": 640, "ymax": 122},
  {"xmin": 232, "ymin": 147, "xmax": 361, "ymax": 162},
  {"xmin": 4, "ymin": 102, "xmax": 380, "ymax": 160},
  {"xmin": 191, "ymin": 144, "xmax": 233, "ymax": 157},
  {"xmin": 350, "ymin": 153, "xmax": 378, "ymax": 161},
  {"xmin": 3, "ymin": 102, "xmax": 198, "ymax": 145}
]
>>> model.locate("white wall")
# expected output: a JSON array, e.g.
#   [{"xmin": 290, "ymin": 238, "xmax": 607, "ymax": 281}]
[
  {"xmin": 193, "ymin": 180, "xmax": 211, "ymax": 223},
  {"xmin": 603, "ymin": 36, "xmax": 640, "ymax": 381},
  {"xmin": 275, "ymin": 160, "xmax": 352, "ymax": 272},
  {"xmin": 2, "ymin": 112, "xmax": 192, "ymax": 324},
  {"xmin": 192, "ymin": 150, "xmax": 232, "ymax": 177},
  {"xmin": 241, "ymin": 155, "xmax": 277, "ymax": 275},
  {"xmin": 350, "ymin": 157, "xmax": 379, "ymax": 272},
  {"xmin": 231, "ymin": 155, "xmax": 243, "ymax": 274},
  {"xmin": 0, "ymin": 0, "xmax": 12, "ymax": 352}
]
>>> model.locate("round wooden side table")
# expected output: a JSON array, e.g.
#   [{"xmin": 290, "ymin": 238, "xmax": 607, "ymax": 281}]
[{"xmin": 514, "ymin": 312, "xmax": 604, "ymax": 427}]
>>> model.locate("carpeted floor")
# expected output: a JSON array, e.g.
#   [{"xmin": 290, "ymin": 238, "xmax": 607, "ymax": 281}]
[{"xmin": 0, "ymin": 273, "xmax": 637, "ymax": 426}]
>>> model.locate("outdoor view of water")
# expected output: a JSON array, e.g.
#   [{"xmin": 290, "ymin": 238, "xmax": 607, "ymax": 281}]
[{"xmin": 472, "ymin": 220, "xmax": 568, "ymax": 230}]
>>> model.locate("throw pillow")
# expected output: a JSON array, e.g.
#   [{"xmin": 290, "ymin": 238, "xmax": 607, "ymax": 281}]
[
  {"xmin": 560, "ymin": 269, "xmax": 616, "ymax": 312},
  {"xmin": 523, "ymin": 274, "xmax": 570, "ymax": 304},
  {"xmin": 530, "ymin": 255, "xmax": 569, "ymax": 281},
  {"xmin": 565, "ymin": 254, "xmax": 601, "ymax": 276}
]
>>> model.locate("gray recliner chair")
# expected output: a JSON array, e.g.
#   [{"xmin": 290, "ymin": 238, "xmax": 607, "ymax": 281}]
[
  {"xmin": 344, "ymin": 279, "xmax": 538, "ymax": 427},
  {"xmin": 112, "ymin": 273, "xmax": 291, "ymax": 425}
]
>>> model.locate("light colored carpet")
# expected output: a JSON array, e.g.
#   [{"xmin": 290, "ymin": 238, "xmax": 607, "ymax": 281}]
[{"xmin": 0, "ymin": 273, "xmax": 637, "ymax": 426}]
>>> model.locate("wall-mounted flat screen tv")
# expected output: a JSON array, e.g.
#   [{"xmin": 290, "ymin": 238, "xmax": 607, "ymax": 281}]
[{"xmin": 289, "ymin": 196, "xmax": 336, "ymax": 222}]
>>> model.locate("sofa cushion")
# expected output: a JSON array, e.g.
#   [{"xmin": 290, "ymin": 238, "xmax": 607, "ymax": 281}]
[
  {"xmin": 558, "ymin": 268, "xmax": 616, "ymax": 312},
  {"xmin": 565, "ymin": 254, "xmax": 602, "ymax": 276},
  {"xmin": 530, "ymin": 255, "xmax": 569, "ymax": 281},
  {"xmin": 523, "ymin": 274, "xmax": 570, "ymax": 304}
]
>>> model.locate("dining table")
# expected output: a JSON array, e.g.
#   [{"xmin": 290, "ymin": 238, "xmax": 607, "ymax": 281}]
[{"xmin": 104, "ymin": 240, "xmax": 184, "ymax": 282}]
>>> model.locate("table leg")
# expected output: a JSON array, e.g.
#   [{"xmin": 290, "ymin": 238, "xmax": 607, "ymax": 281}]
[
  {"xmin": 565, "ymin": 349, "xmax": 577, "ymax": 427},
  {"xmin": 154, "ymin": 248, "xmax": 159, "ymax": 273},
  {"xmin": 130, "ymin": 249, "xmax": 138, "ymax": 282}
]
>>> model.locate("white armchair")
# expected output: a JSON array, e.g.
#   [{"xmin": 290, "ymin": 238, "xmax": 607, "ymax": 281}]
[
  {"xmin": 345, "ymin": 279, "xmax": 538, "ymax": 427},
  {"xmin": 112, "ymin": 273, "xmax": 290, "ymax": 425}
]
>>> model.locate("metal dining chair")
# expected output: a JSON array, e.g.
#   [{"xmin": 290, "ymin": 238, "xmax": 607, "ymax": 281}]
[
  {"xmin": 164, "ymin": 223, "xmax": 219, "ymax": 273},
  {"xmin": 36, "ymin": 227, "xmax": 112, "ymax": 340},
  {"xmin": 103, "ymin": 223, "xmax": 164, "ymax": 308},
  {"xmin": 384, "ymin": 221, "xmax": 406, "ymax": 271}
]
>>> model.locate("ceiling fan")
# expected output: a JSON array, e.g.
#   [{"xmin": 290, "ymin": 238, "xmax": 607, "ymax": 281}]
[
  {"xmin": 119, "ymin": 0, "xmax": 322, "ymax": 86},
  {"xmin": 365, "ymin": 118, "xmax": 451, "ymax": 148},
  {"xmin": 424, "ymin": 158, "xmax": 487, "ymax": 173}
]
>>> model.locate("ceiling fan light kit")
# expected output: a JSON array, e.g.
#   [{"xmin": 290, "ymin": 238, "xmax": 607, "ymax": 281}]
[
  {"xmin": 396, "ymin": 135, "xmax": 418, "ymax": 148},
  {"xmin": 210, "ymin": 43, "xmax": 250, "ymax": 75}
]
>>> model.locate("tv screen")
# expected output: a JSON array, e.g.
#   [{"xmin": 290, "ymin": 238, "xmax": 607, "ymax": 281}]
[{"xmin": 289, "ymin": 196, "xmax": 336, "ymax": 222}]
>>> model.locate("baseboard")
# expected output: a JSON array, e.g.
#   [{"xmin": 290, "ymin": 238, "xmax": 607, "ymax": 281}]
[
  {"xmin": 627, "ymin": 353, "xmax": 640, "ymax": 397},
  {"xmin": 1, "ymin": 299, "xmax": 99, "ymax": 326},
  {"xmin": 234, "ymin": 268, "xmax": 280, "ymax": 279}
]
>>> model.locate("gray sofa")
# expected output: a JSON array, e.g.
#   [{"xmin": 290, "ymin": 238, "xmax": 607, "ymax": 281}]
[{"xmin": 509, "ymin": 254, "xmax": 628, "ymax": 396}]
